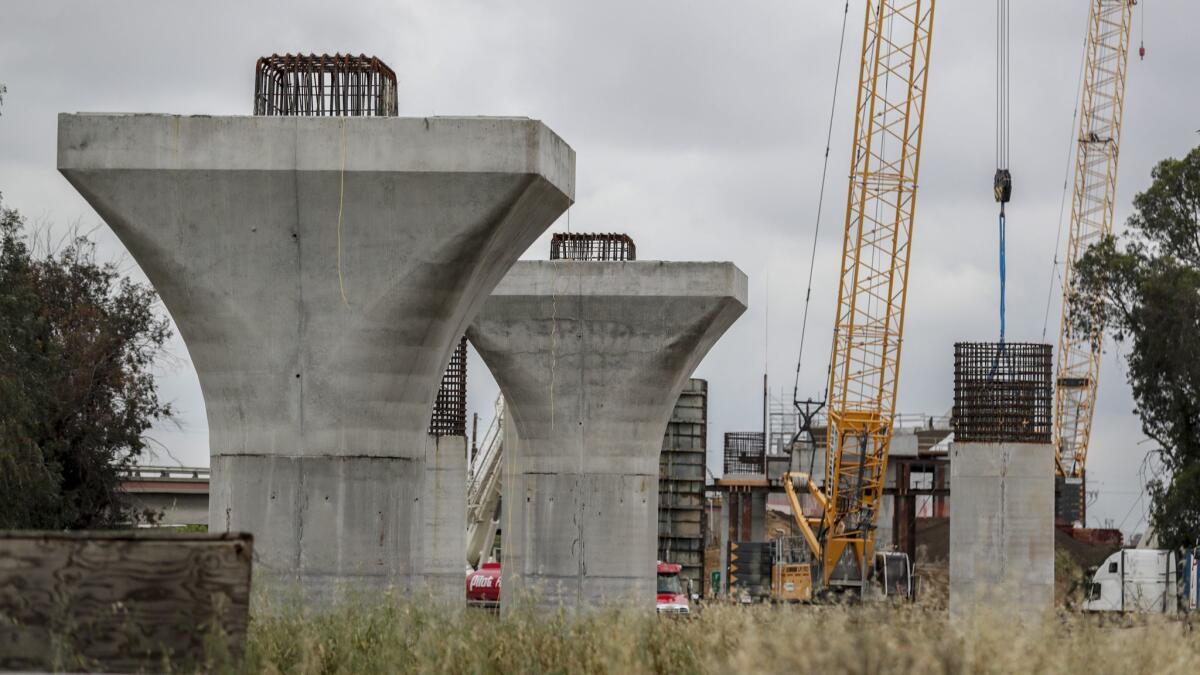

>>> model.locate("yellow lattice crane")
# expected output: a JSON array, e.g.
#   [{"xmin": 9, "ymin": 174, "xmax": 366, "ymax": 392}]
[
  {"xmin": 1054, "ymin": 1, "xmax": 1134, "ymax": 490},
  {"xmin": 784, "ymin": 0, "xmax": 936, "ymax": 590}
]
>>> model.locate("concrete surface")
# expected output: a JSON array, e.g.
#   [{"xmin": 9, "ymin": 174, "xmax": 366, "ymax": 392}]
[
  {"xmin": 468, "ymin": 261, "xmax": 747, "ymax": 610},
  {"xmin": 58, "ymin": 113, "xmax": 574, "ymax": 602},
  {"xmin": 950, "ymin": 442, "xmax": 1055, "ymax": 617},
  {"xmin": 422, "ymin": 435, "xmax": 468, "ymax": 603}
]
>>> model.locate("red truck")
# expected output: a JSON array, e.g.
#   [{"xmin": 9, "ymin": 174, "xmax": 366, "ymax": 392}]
[
  {"xmin": 466, "ymin": 561, "xmax": 502, "ymax": 609},
  {"xmin": 654, "ymin": 562, "xmax": 691, "ymax": 614},
  {"xmin": 465, "ymin": 561, "xmax": 691, "ymax": 614}
]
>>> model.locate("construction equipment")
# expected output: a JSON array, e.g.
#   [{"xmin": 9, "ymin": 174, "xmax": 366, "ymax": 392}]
[
  {"xmin": 465, "ymin": 395, "xmax": 505, "ymax": 568},
  {"xmin": 777, "ymin": 472, "xmax": 913, "ymax": 601},
  {"xmin": 869, "ymin": 551, "xmax": 915, "ymax": 600},
  {"xmin": 771, "ymin": 559, "xmax": 814, "ymax": 603},
  {"xmin": 791, "ymin": 0, "xmax": 936, "ymax": 592},
  {"xmin": 1053, "ymin": 1, "xmax": 1134, "ymax": 494},
  {"xmin": 655, "ymin": 562, "xmax": 693, "ymax": 615}
]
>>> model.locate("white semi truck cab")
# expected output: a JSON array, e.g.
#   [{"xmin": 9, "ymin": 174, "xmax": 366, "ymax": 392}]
[{"xmin": 1083, "ymin": 549, "xmax": 1177, "ymax": 614}]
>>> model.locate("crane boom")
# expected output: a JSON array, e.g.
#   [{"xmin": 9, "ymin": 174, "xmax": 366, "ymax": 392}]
[
  {"xmin": 1054, "ymin": 0, "xmax": 1133, "ymax": 483},
  {"xmin": 822, "ymin": 0, "xmax": 936, "ymax": 585}
]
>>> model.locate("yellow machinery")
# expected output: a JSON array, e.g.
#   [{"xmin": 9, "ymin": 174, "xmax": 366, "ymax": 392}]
[
  {"xmin": 799, "ymin": 0, "xmax": 937, "ymax": 589},
  {"xmin": 1053, "ymin": 1, "xmax": 1134, "ymax": 486},
  {"xmin": 770, "ymin": 471, "xmax": 825, "ymax": 601},
  {"xmin": 772, "ymin": 562, "xmax": 814, "ymax": 603}
]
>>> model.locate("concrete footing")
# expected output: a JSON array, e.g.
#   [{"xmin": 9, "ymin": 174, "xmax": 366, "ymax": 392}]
[
  {"xmin": 469, "ymin": 261, "xmax": 747, "ymax": 610},
  {"xmin": 950, "ymin": 442, "xmax": 1054, "ymax": 617},
  {"xmin": 59, "ymin": 114, "xmax": 574, "ymax": 601}
]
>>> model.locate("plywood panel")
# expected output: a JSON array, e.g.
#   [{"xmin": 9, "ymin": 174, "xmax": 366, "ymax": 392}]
[{"xmin": 0, "ymin": 530, "xmax": 252, "ymax": 672}]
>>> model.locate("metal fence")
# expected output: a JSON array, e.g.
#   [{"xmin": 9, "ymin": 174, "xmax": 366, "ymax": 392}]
[
  {"xmin": 723, "ymin": 431, "xmax": 766, "ymax": 475},
  {"xmin": 549, "ymin": 233, "xmax": 636, "ymax": 261},
  {"xmin": 429, "ymin": 337, "xmax": 467, "ymax": 437},
  {"xmin": 253, "ymin": 53, "xmax": 398, "ymax": 117},
  {"xmin": 953, "ymin": 342, "xmax": 1052, "ymax": 444}
]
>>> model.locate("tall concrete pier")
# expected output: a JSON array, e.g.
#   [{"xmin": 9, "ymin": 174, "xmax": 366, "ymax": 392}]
[
  {"xmin": 949, "ymin": 342, "xmax": 1055, "ymax": 618},
  {"xmin": 468, "ymin": 261, "xmax": 747, "ymax": 609},
  {"xmin": 58, "ymin": 114, "xmax": 574, "ymax": 601}
]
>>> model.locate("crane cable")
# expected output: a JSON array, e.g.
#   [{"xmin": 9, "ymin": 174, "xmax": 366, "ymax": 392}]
[
  {"xmin": 791, "ymin": 0, "xmax": 851, "ymax": 411},
  {"xmin": 994, "ymin": 0, "xmax": 1013, "ymax": 346}
]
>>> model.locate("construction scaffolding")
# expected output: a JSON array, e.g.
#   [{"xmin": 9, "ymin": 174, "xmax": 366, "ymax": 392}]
[{"xmin": 253, "ymin": 53, "xmax": 398, "ymax": 117}]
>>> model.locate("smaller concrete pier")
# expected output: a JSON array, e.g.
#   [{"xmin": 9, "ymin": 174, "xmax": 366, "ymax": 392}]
[
  {"xmin": 469, "ymin": 260, "xmax": 747, "ymax": 610},
  {"xmin": 950, "ymin": 442, "xmax": 1055, "ymax": 616}
]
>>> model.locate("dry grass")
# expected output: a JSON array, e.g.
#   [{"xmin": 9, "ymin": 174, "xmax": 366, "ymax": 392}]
[{"xmin": 233, "ymin": 597, "xmax": 1200, "ymax": 675}]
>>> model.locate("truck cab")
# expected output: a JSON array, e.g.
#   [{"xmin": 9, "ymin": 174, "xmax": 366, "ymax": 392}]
[
  {"xmin": 1084, "ymin": 549, "xmax": 1177, "ymax": 613},
  {"xmin": 656, "ymin": 562, "xmax": 690, "ymax": 615},
  {"xmin": 873, "ymin": 551, "xmax": 914, "ymax": 600}
]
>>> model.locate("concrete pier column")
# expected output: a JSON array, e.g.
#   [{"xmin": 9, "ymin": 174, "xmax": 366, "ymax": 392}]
[
  {"xmin": 58, "ymin": 114, "xmax": 574, "ymax": 602},
  {"xmin": 421, "ymin": 435, "xmax": 468, "ymax": 603},
  {"xmin": 468, "ymin": 261, "xmax": 747, "ymax": 610},
  {"xmin": 950, "ymin": 442, "xmax": 1054, "ymax": 617}
]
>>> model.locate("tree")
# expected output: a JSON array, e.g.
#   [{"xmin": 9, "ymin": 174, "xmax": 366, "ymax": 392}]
[
  {"xmin": 1072, "ymin": 145, "xmax": 1200, "ymax": 551},
  {"xmin": 0, "ymin": 194, "xmax": 173, "ymax": 529}
]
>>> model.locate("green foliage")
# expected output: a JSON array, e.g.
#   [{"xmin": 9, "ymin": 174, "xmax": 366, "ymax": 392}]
[
  {"xmin": 1072, "ymin": 145, "xmax": 1200, "ymax": 550},
  {"xmin": 0, "ymin": 194, "xmax": 173, "ymax": 529}
]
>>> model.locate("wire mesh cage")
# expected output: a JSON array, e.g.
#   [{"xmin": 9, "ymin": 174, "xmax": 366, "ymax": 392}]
[
  {"xmin": 723, "ymin": 432, "xmax": 766, "ymax": 475},
  {"xmin": 253, "ymin": 53, "xmax": 398, "ymax": 117},
  {"xmin": 429, "ymin": 337, "xmax": 467, "ymax": 437},
  {"xmin": 549, "ymin": 233, "xmax": 636, "ymax": 261},
  {"xmin": 953, "ymin": 342, "xmax": 1052, "ymax": 444}
]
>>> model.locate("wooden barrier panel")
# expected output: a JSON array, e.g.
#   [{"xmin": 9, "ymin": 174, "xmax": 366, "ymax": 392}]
[{"xmin": 0, "ymin": 530, "xmax": 252, "ymax": 672}]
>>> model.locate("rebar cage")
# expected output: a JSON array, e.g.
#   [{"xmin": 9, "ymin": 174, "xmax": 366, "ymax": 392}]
[
  {"xmin": 723, "ymin": 432, "xmax": 766, "ymax": 475},
  {"xmin": 549, "ymin": 233, "xmax": 636, "ymax": 261},
  {"xmin": 429, "ymin": 337, "xmax": 467, "ymax": 437},
  {"xmin": 953, "ymin": 342, "xmax": 1053, "ymax": 444},
  {"xmin": 253, "ymin": 53, "xmax": 398, "ymax": 117}
]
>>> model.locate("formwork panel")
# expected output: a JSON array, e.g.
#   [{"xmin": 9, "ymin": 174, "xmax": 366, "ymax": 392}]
[{"xmin": 659, "ymin": 378, "xmax": 707, "ymax": 591}]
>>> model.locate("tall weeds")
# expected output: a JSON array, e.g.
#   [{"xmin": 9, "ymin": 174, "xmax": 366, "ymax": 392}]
[{"xmin": 238, "ymin": 598, "xmax": 1200, "ymax": 675}]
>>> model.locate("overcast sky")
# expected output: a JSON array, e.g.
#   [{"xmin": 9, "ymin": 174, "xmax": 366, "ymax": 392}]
[{"xmin": 2, "ymin": 1, "xmax": 1197, "ymax": 535}]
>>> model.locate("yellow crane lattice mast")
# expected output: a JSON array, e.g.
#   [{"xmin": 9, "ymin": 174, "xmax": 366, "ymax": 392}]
[
  {"xmin": 821, "ymin": 0, "xmax": 936, "ymax": 584},
  {"xmin": 1054, "ymin": 0, "xmax": 1133, "ymax": 482}
]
